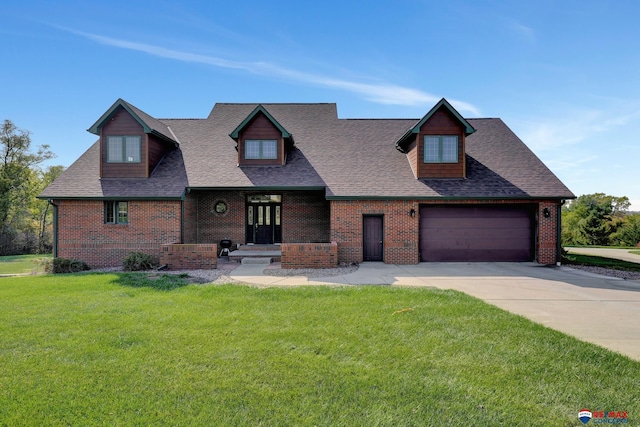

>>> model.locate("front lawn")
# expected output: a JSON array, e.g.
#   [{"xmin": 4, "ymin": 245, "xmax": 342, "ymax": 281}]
[{"xmin": 0, "ymin": 273, "xmax": 638, "ymax": 426}]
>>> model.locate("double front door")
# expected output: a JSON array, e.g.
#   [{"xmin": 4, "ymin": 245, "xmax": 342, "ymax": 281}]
[{"xmin": 246, "ymin": 203, "xmax": 282, "ymax": 244}]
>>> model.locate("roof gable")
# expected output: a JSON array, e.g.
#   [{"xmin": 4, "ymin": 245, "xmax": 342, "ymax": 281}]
[
  {"xmin": 395, "ymin": 98, "xmax": 475, "ymax": 152},
  {"xmin": 229, "ymin": 104, "xmax": 293, "ymax": 143},
  {"xmin": 87, "ymin": 98, "xmax": 178, "ymax": 146}
]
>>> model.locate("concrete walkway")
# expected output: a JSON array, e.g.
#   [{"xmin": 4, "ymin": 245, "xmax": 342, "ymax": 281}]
[
  {"xmin": 566, "ymin": 247, "xmax": 640, "ymax": 264},
  {"xmin": 230, "ymin": 262, "xmax": 640, "ymax": 361}
]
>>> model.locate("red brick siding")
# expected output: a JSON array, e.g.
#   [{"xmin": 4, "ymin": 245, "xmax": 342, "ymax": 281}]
[
  {"xmin": 538, "ymin": 201, "xmax": 559, "ymax": 264},
  {"xmin": 331, "ymin": 199, "xmax": 561, "ymax": 265},
  {"xmin": 281, "ymin": 242, "xmax": 338, "ymax": 269},
  {"xmin": 187, "ymin": 190, "xmax": 329, "ymax": 245},
  {"xmin": 160, "ymin": 243, "xmax": 217, "ymax": 270},
  {"xmin": 55, "ymin": 199, "xmax": 181, "ymax": 268},
  {"xmin": 417, "ymin": 108, "xmax": 466, "ymax": 179},
  {"xmin": 282, "ymin": 192, "xmax": 330, "ymax": 243},
  {"xmin": 331, "ymin": 200, "xmax": 420, "ymax": 265}
]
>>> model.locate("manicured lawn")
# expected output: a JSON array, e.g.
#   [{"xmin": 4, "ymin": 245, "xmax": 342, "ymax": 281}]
[
  {"xmin": 1, "ymin": 273, "xmax": 638, "ymax": 426},
  {"xmin": 0, "ymin": 254, "xmax": 51, "ymax": 275},
  {"xmin": 563, "ymin": 252, "xmax": 640, "ymax": 272},
  {"xmin": 630, "ymin": 250, "xmax": 640, "ymax": 256}
]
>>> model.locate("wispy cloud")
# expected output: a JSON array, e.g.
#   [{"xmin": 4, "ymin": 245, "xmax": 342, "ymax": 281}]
[
  {"xmin": 517, "ymin": 107, "xmax": 640, "ymax": 151},
  {"xmin": 59, "ymin": 27, "xmax": 481, "ymax": 115},
  {"xmin": 508, "ymin": 21, "xmax": 535, "ymax": 42}
]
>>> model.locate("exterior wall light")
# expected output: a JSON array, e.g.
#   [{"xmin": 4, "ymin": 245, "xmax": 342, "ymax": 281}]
[
  {"xmin": 543, "ymin": 207, "xmax": 551, "ymax": 218},
  {"xmin": 409, "ymin": 208, "xmax": 416, "ymax": 218}
]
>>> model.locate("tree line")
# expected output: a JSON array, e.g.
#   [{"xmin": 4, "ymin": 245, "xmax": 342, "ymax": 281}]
[
  {"xmin": 1, "ymin": 120, "xmax": 64, "ymax": 255},
  {"xmin": 562, "ymin": 193, "xmax": 640, "ymax": 247}
]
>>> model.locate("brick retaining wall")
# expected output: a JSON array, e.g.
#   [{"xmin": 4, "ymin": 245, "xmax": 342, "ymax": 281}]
[
  {"xmin": 281, "ymin": 242, "xmax": 338, "ymax": 269},
  {"xmin": 160, "ymin": 244, "xmax": 217, "ymax": 270}
]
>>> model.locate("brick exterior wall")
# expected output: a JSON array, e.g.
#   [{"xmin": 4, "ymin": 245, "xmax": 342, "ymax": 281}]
[
  {"xmin": 55, "ymin": 199, "xmax": 181, "ymax": 268},
  {"xmin": 160, "ymin": 243, "xmax": 217, "ymax": 270},
  {"xmin": 281, "ymin": 242, "xmax": 338, "ymax": 269},
  {"xmin": 331, "ymin": 199, "xmax": 561, "ymax": 265},
  {"xmin": 185, "ymin": 190, "xmax": 329, "ymax": 246},
  {"xmin": 537, "ymin": 201, "xmax": 559, "ymax": 265},
  {"xmin": 331, "ymin": 200, "xmax": 420, "ymax": 265}
]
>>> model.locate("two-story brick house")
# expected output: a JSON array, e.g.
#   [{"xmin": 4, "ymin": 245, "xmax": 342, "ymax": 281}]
[{"xmin": 40, "ymin": 98, "xmax": 574, "ymax": 268}]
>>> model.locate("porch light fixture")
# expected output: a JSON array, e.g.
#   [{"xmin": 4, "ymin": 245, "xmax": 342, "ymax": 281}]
[{"xmin": 409, "ymin": 208, "xmax": 416, "ymax": 218}]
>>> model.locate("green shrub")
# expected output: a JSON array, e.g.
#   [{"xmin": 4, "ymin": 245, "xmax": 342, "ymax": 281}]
[
  {"xmin": 123, "ymin": 252, "xmax": 158, "ymax": 271},
  {"xmin": 39, "ymin": 257, "xmax": 90, "ymax": 274}
]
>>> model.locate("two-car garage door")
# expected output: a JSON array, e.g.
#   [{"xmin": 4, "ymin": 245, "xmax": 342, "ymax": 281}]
[{"xmin": 419, "ymin": 205, "xmax": 534, "ymax": 262}]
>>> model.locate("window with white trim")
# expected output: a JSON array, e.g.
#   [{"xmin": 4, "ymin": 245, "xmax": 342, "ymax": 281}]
[
  {"xmin": 107, "ymin": 136, "xmax": 141, "ymax": 163},
  {"xmin": 424, "ymin": 135, "xmax": 458, "ymax": 163},
  {"xmin": 245, "ymin": 139, "xmax": 278, "ymax": 159},
  {"xmin": 105, "ymin": 201, "xmax": 128, "ymax": 224}
]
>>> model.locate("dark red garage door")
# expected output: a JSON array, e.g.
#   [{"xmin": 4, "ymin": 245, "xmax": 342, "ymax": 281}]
[{"xmin": 420, "ymin": 205, "xmax": 534, "ymax": 262}]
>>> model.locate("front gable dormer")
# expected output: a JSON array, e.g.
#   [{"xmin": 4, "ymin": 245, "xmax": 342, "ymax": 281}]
[
  {"xmin": 88, "ymin": 99, "xmax": 178, "ymax": 179},
  {"xmin": 395, "ymin": 98, "xmax": 475, "ymax": 179},
  {"xmin": 229, "ymin": 105, "xmax": 294, "ymax": 166}
]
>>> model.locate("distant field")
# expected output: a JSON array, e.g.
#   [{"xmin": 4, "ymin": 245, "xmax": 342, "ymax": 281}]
[{"xmin": 0, "ymin": 254, "xmax": 51, "ymax": 275}]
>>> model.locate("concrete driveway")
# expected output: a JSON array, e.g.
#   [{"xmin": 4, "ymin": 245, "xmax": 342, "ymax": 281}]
[
  {"xmin": 231, "ymin": 262, "xmax": 640, "ymax": 361},
  {"xmin": 566, "ymin": 247, "xmax": 640, "ymax": 264}
]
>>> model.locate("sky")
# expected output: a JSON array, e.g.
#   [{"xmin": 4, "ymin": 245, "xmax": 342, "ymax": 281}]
[{"xmin": 1, "ymin": 0, "xmax": 639, "ymax": 209}]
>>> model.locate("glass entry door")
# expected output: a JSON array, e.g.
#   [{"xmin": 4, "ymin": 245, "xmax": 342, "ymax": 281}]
[{"xmin": 246, "ymin": 195, "xmax": 282, "ymax": 244}]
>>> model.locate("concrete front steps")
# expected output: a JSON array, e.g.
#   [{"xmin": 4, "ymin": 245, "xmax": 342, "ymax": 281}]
[{"xmin": 228, "ymin": 244, "xmax": 282, "ymax": 263}]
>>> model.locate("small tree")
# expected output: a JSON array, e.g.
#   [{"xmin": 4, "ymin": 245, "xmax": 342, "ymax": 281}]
[{"xmin": 562, "ymin": 193, "xmax": 630, "ymax": 246}]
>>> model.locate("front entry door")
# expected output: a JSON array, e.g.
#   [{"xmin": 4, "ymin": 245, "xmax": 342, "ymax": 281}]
[
  {"xmin": 246, "ymin": 203, "xmax": 282, "ymax": 244},
  {"xmin": 363, "ymin": 215, "xmax": 383, "ymax": 261}
]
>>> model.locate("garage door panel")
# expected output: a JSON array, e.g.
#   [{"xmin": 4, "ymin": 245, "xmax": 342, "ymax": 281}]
[{"xmin": 420, "ymin": 205, "xmax": 533, "ymax": 262}]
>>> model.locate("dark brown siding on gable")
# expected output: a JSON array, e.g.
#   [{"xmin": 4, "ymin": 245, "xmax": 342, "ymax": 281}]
[
  {"xmin": 148, "ymin": 134, "xmax": 172, "ymax": 174},
  {"xmin": 238, "ymin": 113, "xmax": 284, "ymax": 166},
  {"xmin": 101, "ymin": 108, "xmax": 147, "ymax": 178},
  {"xmin": 417, "ymin": 108, "xmax": 465, "ymax": 179}
]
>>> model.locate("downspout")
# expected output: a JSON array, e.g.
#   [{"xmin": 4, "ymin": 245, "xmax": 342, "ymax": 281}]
[
  {"xmin": 556, "ymin": 200, "xmax": 565, "ymax": 266},
  {"xmin": 49, "ymin": 200, "xmax": 58, "ymax": 258}
]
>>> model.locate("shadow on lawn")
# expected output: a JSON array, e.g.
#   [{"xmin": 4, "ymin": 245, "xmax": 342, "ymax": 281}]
[{"xmin": 113, "ymin": 272, "xmax": 200, "ymax": 291}]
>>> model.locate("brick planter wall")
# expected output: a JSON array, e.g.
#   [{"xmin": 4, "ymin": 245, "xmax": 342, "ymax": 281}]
[
  {"xmin": 281, "ymin": 242, "xmax": 338, "ymax": 269},
  {"xmin": 160, "ymin": 244, "xmax": 217, "ymax": 270}
]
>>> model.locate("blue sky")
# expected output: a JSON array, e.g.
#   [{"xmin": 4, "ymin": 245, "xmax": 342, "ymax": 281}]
[{"xmin": 2, "ymin": 1, "xmax": 639, "ymax": 208}]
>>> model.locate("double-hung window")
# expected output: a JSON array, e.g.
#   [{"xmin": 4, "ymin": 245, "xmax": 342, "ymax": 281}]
[
  {"xmin": 105, "ymin": 201, "xmax": 128, "ymax": 224},
  {"xmin": 245, "ymin": 139, "xmax": 278, "ymax": 159},
  {"xmin": 107, "ymin": 136, "xmax": 141, "ymax": 163},
  {"xmin": 424, "ymin": 135, "xmax": 458, "ymax": 163}
]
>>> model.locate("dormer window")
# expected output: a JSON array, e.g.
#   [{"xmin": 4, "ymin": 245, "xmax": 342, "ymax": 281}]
[
  {"xmin": 107, "ymin": 136, "xmax": 141, "ymax": 163},
  {"xmin": 245, "ymin": 139, "xmax": 278, "ymax": 160},
  {"xmin": 424, "ymin": 135, "xmax": 458, "ymax": 163}
]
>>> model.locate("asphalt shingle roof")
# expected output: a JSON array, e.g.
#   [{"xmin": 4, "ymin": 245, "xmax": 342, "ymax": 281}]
[{"xmin": 41, "ymin": 101, "xmax": 575, "ymax": 200}]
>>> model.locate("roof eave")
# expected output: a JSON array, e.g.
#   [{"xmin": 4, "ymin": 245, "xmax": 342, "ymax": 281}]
[{"xmin": 228, "ymin": 104, "xmax": 293, "ymax": 142}]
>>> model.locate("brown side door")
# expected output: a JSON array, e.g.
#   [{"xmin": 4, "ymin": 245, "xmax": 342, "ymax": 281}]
[{"xmin": 363, "ymin": 215, "xmax": 383, "ymax": 261}]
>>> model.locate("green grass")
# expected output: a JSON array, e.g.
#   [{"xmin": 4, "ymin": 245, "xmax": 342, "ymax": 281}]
[
  {"xmin": 630, "ymin": 250, "xmax": 640, "ymax": 256},
  {"xmin": 1, "ymin": 274, "xmax": 638, "ymax": 426},
  {"xmin": 563, "ymin": 252, "xmax": 640, "ymax": 272},
  {"xmin": 0, "ymin": 254, "xmax": 51, "ymax": 275}
]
